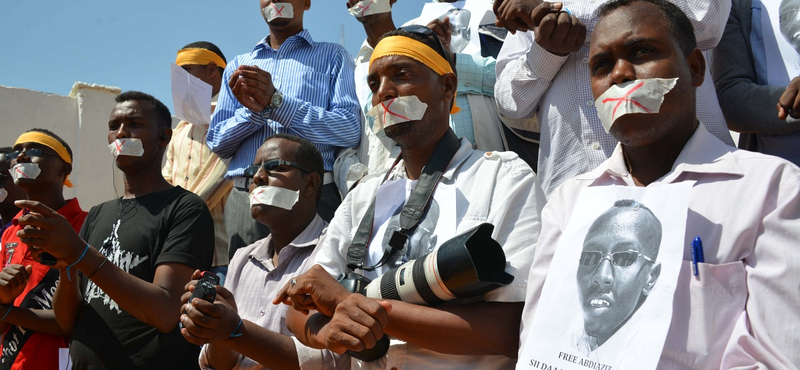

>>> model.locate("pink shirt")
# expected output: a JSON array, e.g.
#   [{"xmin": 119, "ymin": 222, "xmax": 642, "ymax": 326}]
[{"xmin": 521, "ymin": 124, "xmax": 800, "ymax": 369}]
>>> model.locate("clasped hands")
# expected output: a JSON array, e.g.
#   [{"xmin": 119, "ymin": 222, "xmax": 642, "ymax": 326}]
[
  {"xmin": 229, "ymin": 65, "xmax": 278, "ymax": 113},
  {"xmin": 494, "ymin": 0, "xmax": 586, "ymax": 56},
  {"xmin": 274, "ymin": 265, "xmax": 392, "ymax": 354}
]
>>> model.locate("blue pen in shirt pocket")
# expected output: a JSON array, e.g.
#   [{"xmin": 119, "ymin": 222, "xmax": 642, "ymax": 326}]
[{"xmin": 691, "ymin": 236, "xmax": 704, "ymax": 276}]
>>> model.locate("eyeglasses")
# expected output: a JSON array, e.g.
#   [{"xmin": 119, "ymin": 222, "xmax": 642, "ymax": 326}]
[
  {"xmin": 578, "ymin": 251, "xmax": 654, "ymax": 267},
  {"xmin": 5, "ymin": 148, "xmax": 53, "ymax": 161},
  {"xmin": 398, "ymin": 25, "xmax": 453, "ymax": 65},
  {"xmin": 243, "ymin": 159, "xmax": 311, "ymax": 179}
]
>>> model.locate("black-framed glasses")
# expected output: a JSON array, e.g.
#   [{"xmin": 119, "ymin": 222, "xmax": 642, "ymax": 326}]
[
  {"xmin": 398, "ymin": 25, "xmax": 453, "ymax": 65},
  {"xmin": 5, "ymin": 148, "xmax": 53, "ymax": 161},
  {"xmin": 243, "ymin": 159, "xmax": 311, "ymax": 179},
  {"xmin": 578, "ymin": 251, "xmax": 654, "ymax": 267}
]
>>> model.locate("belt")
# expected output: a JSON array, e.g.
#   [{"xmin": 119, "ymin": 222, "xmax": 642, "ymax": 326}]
[{"xmin": 233, "ymin": 172, "xmax": 334, "ymax": 190}]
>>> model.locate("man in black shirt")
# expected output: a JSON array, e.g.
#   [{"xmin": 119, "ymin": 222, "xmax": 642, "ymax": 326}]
[{"xmin": 16, "ymin": 91, "xmax": 214, "ymax": 369}]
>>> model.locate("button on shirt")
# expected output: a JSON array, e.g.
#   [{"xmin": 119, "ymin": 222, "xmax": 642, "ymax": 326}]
[
  {"xmin": 199, "ymin": 215, "xmax": 346, "ymax": 370},
  {"xmin": 207, "ymin": 30, "xmax": 361, "ymax": 174},
  {"xmin": 494, "ymin": 0, "xmax": 735, "ymax": 198},
  {"xmin": 520, "ymin": 123, "xmax": 800, "ymax": 369}
]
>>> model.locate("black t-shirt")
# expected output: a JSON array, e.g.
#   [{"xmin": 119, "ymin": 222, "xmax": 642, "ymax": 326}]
[{"xmin": 69, "ymin": 187, "xmax": 214, "ymax": 370}]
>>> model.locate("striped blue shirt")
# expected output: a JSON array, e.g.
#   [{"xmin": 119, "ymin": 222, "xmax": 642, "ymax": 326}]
[{"xmin": 207, "ymin": 30, "xmax": 361, "ymax": 175}]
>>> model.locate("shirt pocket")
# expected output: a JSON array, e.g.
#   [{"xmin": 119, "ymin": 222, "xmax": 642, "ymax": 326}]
[
  {"xmin": 298, "ymin": 71, "xmax": 331, "ymax": 107},
  {"xmin": 661, "ymin": 260, "xmax": 747, "ymax": 369}
]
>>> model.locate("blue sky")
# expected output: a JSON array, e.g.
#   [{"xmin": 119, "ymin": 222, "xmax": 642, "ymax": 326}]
[{"xmin": 0, "ymin": 0, "xmax": 424, "ymax": 110}]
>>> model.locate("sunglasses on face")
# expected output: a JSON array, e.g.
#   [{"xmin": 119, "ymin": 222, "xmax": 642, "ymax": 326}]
[
  {"xmin": 398, "ymin": 25, "xmax": 453, "ymax": 65},
  {"xmin": 578, "ymin": 250, "xmax": 654, "ymax": 267},
  {"xmin": 243, "ymin": 159, "xmax": 311, "ymax": 179},
  {"xmin": 6, "ymin": 148, "xmax": 53, "ymax": 161}
]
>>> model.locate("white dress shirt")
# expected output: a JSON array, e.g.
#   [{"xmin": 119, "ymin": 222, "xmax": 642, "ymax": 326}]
[
  {"xmin": 520, "ymin": 123, "xmax": 800, "ymax": 369},
  {"xmin": 494, "ymin": 0, "xmax": 734, "ymax": 198}
]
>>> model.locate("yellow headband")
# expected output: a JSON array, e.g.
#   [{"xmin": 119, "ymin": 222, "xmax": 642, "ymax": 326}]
[
  {"xmin": 175, "ymin": 48, "xmax": 227, "ymax": 69},
  {"xmin": 14, "ymin": 131, "xmax": 73, "ymax": 187},
  {"xmin": 370, "ymin": 36, "xmax": 460, "ymax": 114}
]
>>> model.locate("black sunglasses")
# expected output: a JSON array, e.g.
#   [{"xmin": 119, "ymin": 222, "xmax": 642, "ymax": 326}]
[
  {"xmin": 578, "ymin": 251, "xmax": 654, "ymax": 267},
  {"xmin": 398, "ymin": 25, "xmax": 453, "ymax": 65},
  {"xmin": 243, "ymin": 159, "xmax": 311, "ymax": 179},
  {"xmin": 5, "ymin": 148, "xmax": 53, "ymax": 161}
]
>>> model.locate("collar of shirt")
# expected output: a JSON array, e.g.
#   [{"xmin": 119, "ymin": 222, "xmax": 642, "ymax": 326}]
[
  {"xmin": 249, "ymin": 214, "xmax": 327, "ymax": 269},
  {"xmin": 577, "ymin": 123, "xmax": 744, "ymax": 185},
  {"xmin": 256, "ymin": 29, "xmax": 314, "ymax": 52},
  {"xmin": 385, "ymin": 137, "xmax": 474, "ymax": 182}
]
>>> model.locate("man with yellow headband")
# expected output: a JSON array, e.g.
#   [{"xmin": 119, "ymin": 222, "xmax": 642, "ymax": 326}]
[
  {"xmin": 277, "ymin": 29, "xmax": 545, "ymax": 370},
  {"xmin": 166, "ymin": 41, "xmax": 233, "ymax": 282},
  {"xmin": 0, "ymin": 128, "xmax": 87, "ymax": 369}
]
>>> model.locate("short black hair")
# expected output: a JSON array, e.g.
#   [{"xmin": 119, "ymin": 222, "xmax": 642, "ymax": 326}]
[
  {"xmin": 265, "ymin": 134, "xmax": 325, "ymax": 199},
  {"xmin": 379, "ymin": 28, "xmax": 457, "ymax": 73},
  {"xmin": 23, "ymin": 128, "xmax": 74, "ymax": 162},
  {"xmin": 180, "ymin": 41, "xmax": 227, "ymax": 73},
  {"xmin": 598, "ymin": 0, "xmax": 696, "ymax": 55},
  {"xmin": 115, "ymin": 91, "xmax": 172, "ymax": 130}
]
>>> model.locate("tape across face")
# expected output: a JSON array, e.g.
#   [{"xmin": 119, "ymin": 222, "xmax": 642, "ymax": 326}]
[
  {"xmin": 249, "ymin": 185, "xmax": 299, "ymax": 210},
  {"xmin": 108, "ymin": 138, "xmax": 145, "ymax": 158},
  {"xmin": 262, "ymin": 3, "xmax": 294, "ymax": 22},
  {"xmin": 366, "ymin": 95, "xmax": 428, "ymax": 134},
  {"xmin": 348, "ymin": 0, "xmax": 391, "ymax": 17},
  {"xmin": 10, "ymin": 163, "xmax": 41, "ymax": 182},
  {"xmin": 594, "ymin": 78, "xmax": 678, "ymax": 133}
]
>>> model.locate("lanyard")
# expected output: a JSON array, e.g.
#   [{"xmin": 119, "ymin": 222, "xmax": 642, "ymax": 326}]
[{"xmin": 346, "ymin": 129, "xmax": 461, "ymax": 272}]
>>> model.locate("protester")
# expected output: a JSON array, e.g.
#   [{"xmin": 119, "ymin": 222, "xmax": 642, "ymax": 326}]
[
  {"xmin": 492, "ymin": 0, "xmax": 734, "ymax": 197},
  {"xmin": 17, "ymin": 91, "xmax": 214, "ymax": 369},
  {"xmin": 0, "ymin": 129, "xmax": 87, "ymax": 369},
  {"xmin": 519, "ymin": 1, "xmax": 800, "ymax": 367},
  {"xmin": 166, "ymin": 41, "xmax": 233, "ymax": 280},
  {"xmin": 180, "ymin": 134, "xmax": 347, "ymax": 370},
  {"xmin": 207, "ymin": 0, "xmax": 361, "ymax": 258},
  {"xmin": 277, "ymin": 27, "xmax": 544, "ymax": 370}
]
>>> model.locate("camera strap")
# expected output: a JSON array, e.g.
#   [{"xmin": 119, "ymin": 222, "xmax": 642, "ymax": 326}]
[{"xmin": 346, "ymin": 129, "xmax": 461, "ymax": 272}]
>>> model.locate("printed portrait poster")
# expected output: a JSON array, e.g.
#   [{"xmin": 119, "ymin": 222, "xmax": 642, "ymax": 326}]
[
  {"xmin": 757, "ymin": 0, "xmax": 800, "ymax": 85},
  {"xmin": 419, "ymin": 0, "xmax": 493, "ymax": 56},
  {"xmin": 517, "ymin": 183, "xmax": 692, "ymax": 370},
  {"xmin": 170, "ymin": 63, "xmax": 213, "ymax": 126}
]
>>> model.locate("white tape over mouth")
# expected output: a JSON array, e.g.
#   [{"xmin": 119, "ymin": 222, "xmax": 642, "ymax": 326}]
[
  {"xmin": 348, "ymin": 0, "xmax": 392, "ymax": 18},
  {"xmin": 10, "ymin": 163, "xmax": 41, "ymax": 181},
  {"xmin": 249, "ymin": 185, "xmax": 299, "ymax": 211},
  {"xmin": 108, "ymin": 138, "xmax": 145, "ymax": 158},
  {"xmin": 263, "ymin": 3, "xmax": 294, "ymax": 22},
  {"xmin": 594, "ymin": 78, "xmax": 678, "ymax": 133},
  {"xmin": 366, "ymin": 95, "xmax": 428, "ymax": 134}
]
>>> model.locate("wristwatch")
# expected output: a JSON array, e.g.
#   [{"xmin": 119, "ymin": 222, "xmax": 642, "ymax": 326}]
[
  {"xmin": 260, "ymin": 88, "xmax": 283, "ymax": 116},
  {"xmin": 268, "ymin": 88, "xmax": 283, "ymax": 109}
]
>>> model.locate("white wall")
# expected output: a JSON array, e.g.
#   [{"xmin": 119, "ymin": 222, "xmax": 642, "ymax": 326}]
[{"xmin": 0, "ymin": 82, "xmax": 125, "ymax": 209}]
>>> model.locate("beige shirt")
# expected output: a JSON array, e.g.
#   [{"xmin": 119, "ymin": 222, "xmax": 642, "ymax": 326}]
[{"xmin": 163, "ymin": 120, "xmax": 232, "ymax": 266}]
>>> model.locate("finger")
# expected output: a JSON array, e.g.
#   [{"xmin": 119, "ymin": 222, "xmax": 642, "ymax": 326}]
[
  {"xmin": 778, "ymin": 83, "xmax": 799, "ymax": 120},
  {"xmin": 530, "ymin": 2, "xmax": 561, "ymax": 28},
  {"xmin": 180, "ymin": 314, "xmax": 215, "ymax": 340},
  {"xmin": 778, "ymin": 104, "xmax": 788, "ymax": 120},
  {"xmin": 535, "ymin": 13, "xmax": 558, "ymax": 44},
  {"xmin": 550, "ymin": 12, "xmax": 574, "ymax": 44},
  {"xmin": 494, "ymin": 0, "xmax": 505, "ymax": 17},
  {"xmin": 14, "ymin": 200, "xmax": 56, "ymax": 216},
  {"xmin": 273, "ymin": 282, "xmax": 291, "ymax": 305},
  {"xmin": 180, "ymin": 326, "xmax": 210, "ymax": 346},
  {"xmin": 191, "ymin": 298, "xmax": 225, "ymax": 318}
]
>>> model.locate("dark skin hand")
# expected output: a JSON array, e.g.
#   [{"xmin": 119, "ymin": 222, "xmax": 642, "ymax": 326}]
[
  {"xmin": 494, "ymin": 1, "xmax": 586, "ymax": 56},
  {"xmin": 180, "ymin": 270, "xmax": 241, "ymax": 345},
  {"xmin": 778, "ymin": 76, "xmax": 800, "ymax": 120},
  {"xmin": 229, "ymin": 65, "xmax": 278, "ymax": 112},
  {"xmin": 0, "ymin": 264, "xmax": 32, "ymax": 305},
  {"xmin": 426, "ymin": 17, "xmax": 457, "ymax": 63}
]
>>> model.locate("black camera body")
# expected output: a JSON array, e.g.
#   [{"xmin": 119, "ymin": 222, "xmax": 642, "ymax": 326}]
[
  {"xmin": 337, "ymin": 272, "xmax": 390, "ymax": 362},
  {"xmin": 189, "ymin": 271, "xmax": 220, "ymax": 303}
]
